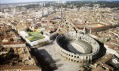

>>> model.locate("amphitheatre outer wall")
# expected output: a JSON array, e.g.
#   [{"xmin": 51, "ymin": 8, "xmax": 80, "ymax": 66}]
[{"xmin": 55, "ymin": 32, "xmax": 100, "ymax": 65}]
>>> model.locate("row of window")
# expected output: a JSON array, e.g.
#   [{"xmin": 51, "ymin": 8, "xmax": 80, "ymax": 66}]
[{"xmin": 60, "ymin": 48, "xmax": 92, "ymax": 60}]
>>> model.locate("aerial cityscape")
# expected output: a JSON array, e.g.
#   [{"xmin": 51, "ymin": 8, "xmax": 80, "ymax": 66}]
[{"xmin": 0, "ymin": 0, "xmax": 119, "ymax": 71}]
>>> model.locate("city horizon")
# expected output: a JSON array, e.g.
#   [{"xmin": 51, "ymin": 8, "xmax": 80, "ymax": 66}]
[{"xmin": 1, "ymin": 0, "xmax": 119, "ymax": 4}]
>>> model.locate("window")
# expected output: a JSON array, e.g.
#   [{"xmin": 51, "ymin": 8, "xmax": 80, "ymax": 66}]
[{"xmin": 77, "ymin": 56, "xmax": 79, "ymax": 58}]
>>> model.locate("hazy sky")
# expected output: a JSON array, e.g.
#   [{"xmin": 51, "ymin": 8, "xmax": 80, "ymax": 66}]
[{"xmin": 0, "ymin": 0, "xmax": 119, "ymax": 3}]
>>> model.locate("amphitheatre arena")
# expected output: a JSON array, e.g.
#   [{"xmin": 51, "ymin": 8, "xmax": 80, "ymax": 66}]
[{"xmin": 55, "ymin": 32, "xmax": 100, "ymax": 65}]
